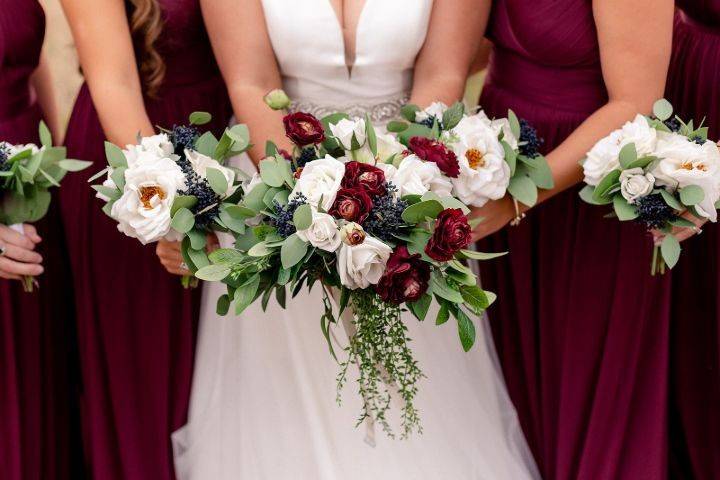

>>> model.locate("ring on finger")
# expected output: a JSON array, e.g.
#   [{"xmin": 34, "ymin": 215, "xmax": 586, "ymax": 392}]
[
  {"xmin": 0, "ymin": 243, "xmax": 5, "ymax": 257},
  {"xmin": 180, "ymin": 262, "xmax": 189, "ymax": 270}
]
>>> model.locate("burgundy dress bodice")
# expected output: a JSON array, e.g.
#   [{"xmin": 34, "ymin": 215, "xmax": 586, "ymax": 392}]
[
  {"xmin": 0, "ymin": 0, "xmax": 44, "ymax": 136},
  {"xmin": 484, "ymin": 0, "xmax": 607, "ymax": 117}
]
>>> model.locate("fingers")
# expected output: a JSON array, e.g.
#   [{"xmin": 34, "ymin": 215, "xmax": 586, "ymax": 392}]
[
  {"xmin": 155, "ymin": 241, "xmax": 189, "ymax": 276},
  {"xmin": 0, "ymin": 225, "xmax": 37, "ymax": 250},
  {"xmin": 22, "ymin": 224, "xmax": 42, "ymax": 243},
  {"xmin": 1, "ymin": 243, "xmax": 43, "ymax": 264},
  {"xmin": 0, "ymin": 256, "xmax": 44, "ymax": 277}
]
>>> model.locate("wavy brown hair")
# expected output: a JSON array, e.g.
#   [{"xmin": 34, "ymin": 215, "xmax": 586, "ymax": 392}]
[{"xmin": 128, "ymin": 0, "xmax": 165, "ymax": 98}]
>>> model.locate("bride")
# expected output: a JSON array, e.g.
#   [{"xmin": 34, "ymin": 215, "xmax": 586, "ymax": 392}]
[{"xmin": 167, "ymin": 0, "xmax": 540, "ymax": 478}]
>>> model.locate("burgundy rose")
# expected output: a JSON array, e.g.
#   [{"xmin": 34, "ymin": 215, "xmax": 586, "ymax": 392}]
[
  {"xmin": 425, "ymin": 208, "xmax": 472, "ymax": 262},
  {"xmin": 376, "ymin": 246, "xmax": 431, "ymax": 304},
  {"xmin": 330, "ymin": 187, "xmax": 374, "ymax": 223},
  {"xmin": 341, "ymin": 161, "xmax": 387, "ymax": 196},
  {"xmin": 408, "ymin": 136, "xmax": 460, "ymax": 178},
  {"xmin": 277, "ymin": 148, "xmax": 293, "ymax": 161},
  {"xmin": 283, "ymin": 112, "xmax": 326, "ymax": 146}
]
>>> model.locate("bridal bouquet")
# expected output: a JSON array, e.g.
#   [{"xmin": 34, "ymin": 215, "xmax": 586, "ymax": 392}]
[
  {"xmin": 0, "ymin": 122, "xmax": 91, "ymax": 291},
  {"xmin": 580, "ymin": 99, "xmax": 720, "ymax": 275},
  {"xmin": 386, "ymin": 101, "xmax": 554, "ymax": 223},
  {"xmin": 195, "ymin": 101, "xmax": 506, "ymax": 437},
  {"xmin": 92, "ymin": 112, "xmax": 251, "ymax": 287}
]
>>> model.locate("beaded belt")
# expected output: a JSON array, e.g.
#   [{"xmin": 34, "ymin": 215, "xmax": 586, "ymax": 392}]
[{"xmin": 289, "ymin": 94, "xmax": 410, "ymax": 123}]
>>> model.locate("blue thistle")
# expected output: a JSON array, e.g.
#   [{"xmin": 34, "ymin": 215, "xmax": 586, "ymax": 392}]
[
  {"xmin": 519, "ymin": 119, "xmax": 543, "ymax": 158},
  {"xmin": 175, "ymin": 152, "xmax": 221, "ymax": 231},
  {"xmin": 364, "ymin": 183, "xmax": 408, "ymax": 241},
  {"xmin": 170, "ymin": 125, "xmax": 200, "ymax": 155},
  {"xmin": 418, "ymin": 115, "xmax": 442, "ymax": 130},
  {"xmin": 272, "ymin": 193, "xmax": 307, "ymax": 238},
  {"xmin": 663, "ymin": 118, "xmax": 681, "ymax": 133},
  {"xmin": 635, "ymin": 194, "xmax": 677, "ymax": 230},
  {"xmin": 690, "ymin": 135, "xmax": 707, "ymax": 145},
  {"xmin": 295, "ymin": 148, "xmax": 317, "ymax": 171}
]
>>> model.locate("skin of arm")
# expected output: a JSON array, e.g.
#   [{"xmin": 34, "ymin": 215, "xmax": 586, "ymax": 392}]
[
  {"xmin": 60, "ymin": 0, "xmax": 155, "ymax": 146},
  {"xmin": 30, "ymin": 55, "xmax": 62, "ymax": 142},
  {"xmin": 409, "ymin": 0, "xmax": 490, "ymax": 106},
  {"xmin": 470, "ymin": 0, "xmax": 674, "ymax": 241}
]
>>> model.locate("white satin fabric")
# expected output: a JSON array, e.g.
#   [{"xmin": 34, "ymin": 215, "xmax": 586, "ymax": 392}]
[{"xmin": 173, "ymin": 1, "xmax": 540, "ymax": 478}]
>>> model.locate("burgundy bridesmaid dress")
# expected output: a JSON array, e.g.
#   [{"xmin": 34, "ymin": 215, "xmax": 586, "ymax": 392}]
[
  {"xmin": 665, "ymin": 3, "xmax": 720, "ymax": 478},
  {"xmin": 58, "ymin": 1, "xmax": 232, "ymax": 478},
  {"xmin": 477, "ymin": 1, "xmax": 670, "ymax": 478},
  {"xmin": 0, "ymin": 1, "xmax": 85, "ymax": 479}
]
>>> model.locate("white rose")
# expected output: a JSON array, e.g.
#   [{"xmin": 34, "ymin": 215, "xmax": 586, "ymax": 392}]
[
  {"xmin": 392, "ymin": 155, "xmax": 453, "ymax": 198},
  {"xmin": 449, "ymin": 118, "xmax": 510, "ymax": 207},
  {"xmin": 296, "ymin": 209, "xmax": 341, "ymax": 252},
  {"xmin": 185, "ymin": 149, "xmax": 236, "ymax": 197},
  {"xmin": 652, "ymin": 133, "xmax": 720, "ymax": 221},
  {"xmin": 415, "ymin": 102, "xmax": 448, "ymax": 123},
  {"xmin": 619, "ymin": 168, "xmax": 655, "ymax": 204},
  {"xmin": 490, "ymin": 118, "xmax": 519, "ymax": 150},
  {"xmin": 337, "ymin": 235, "xmax": 392, "ymax": 290},
  {"xmin": 289, "ymin": 155, "xmax": 345, "ymax": 210},
  {"xmin": 4, "ymin": 142, "xmax": 41, "ymax": 157},
  {"xmin": 110, "ymin": 153, "xmax": 187, "ymax": 244},
  {"xmin": 353, "ymin": 132, "xmax": 405, "ymax": 164},
  {"xmin": 330, "ymin": 118, "xmax": 366, "ymax": 150},
  {"xmin": 123, "ymin": 133, "xmax": 174, "ymax": 165},
  {"xmin": 620, "ymin": 114, "xmax": 657, "ymax": 157},
  {"xmin": 376, "ymin": 162, "xmax": 398, "ymax": 185},
  {"xmin": 583, "ymin": 130, "xmax": 624, "ymax": 186}
]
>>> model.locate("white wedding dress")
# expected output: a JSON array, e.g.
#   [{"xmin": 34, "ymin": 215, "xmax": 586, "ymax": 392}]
[{"xmin": 173, "ymin": 1, "xmax": 539, "ymax": 478}]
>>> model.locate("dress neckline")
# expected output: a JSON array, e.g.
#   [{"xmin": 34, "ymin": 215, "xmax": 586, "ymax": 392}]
[{"xmin": 322, "ymin": 0, "xmax": 373, "ymax": 78}]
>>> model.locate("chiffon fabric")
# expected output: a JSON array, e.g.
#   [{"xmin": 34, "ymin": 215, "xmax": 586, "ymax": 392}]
[
  {"xmin": 665, "ymin": 4, "xmax": 720, "ymax": 478},
  {"xmin": 0, "ymin": 1, "xmax": 84, "ymax": 478},
  {"xmin": 477, "ymin": 1, "xmax": 671, "ymax": 479},
  {"xmin": 59, "ymin": 1, "xmax": 232, "ymax": 478},
  {"xmin": 174, "ymin": 1, "xmax": 539, "ymax": 478}
]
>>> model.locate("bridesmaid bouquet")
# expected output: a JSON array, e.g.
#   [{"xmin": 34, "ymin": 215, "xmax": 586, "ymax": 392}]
[
  {"xmin": 194, "ymin": 101, "xmax": 506, "ymax": 437},
  {"xmin": 0, "ymin": 122, "xmax": 91, "ymax": 291},
  {"xmin": 580, "ymin": 99, "xmax": 720, "ymax": 275},
  {"xmin": 387, "ymin": 101, "xmax": 554, "ymax": 224},
  {"xmin": 92, "ymin": 112, "xmax": 251, "ymax": 288}
]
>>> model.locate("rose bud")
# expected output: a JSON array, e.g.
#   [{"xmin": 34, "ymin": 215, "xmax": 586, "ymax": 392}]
[
  {"xmin": 263, "ymin": 89, "xmax": 291, "ymax": 110},
  {"xmin": 408, "ymin": 136, "xmax": 460, "ymax": 178},
  {"xmin": 376, "ymin": 246, "xmax": 431, "ymax": 304},
  {"xmin": 330, "ymin": 187, "xmax": 373, "ymax": 223},
  {"xmin": 425, "ymin": 208, "xmax": 472, "ymax": 262},
  {"xmin": 283, "ymin": 112, "xmax": 326, "ymax": 146},
  {"xmin": 341, "ymin": 161, "xmax": 387, "ymax": 196},
  {"xmin": 340, "ymin": 222, "xmax": 366, "ymax": 246}
]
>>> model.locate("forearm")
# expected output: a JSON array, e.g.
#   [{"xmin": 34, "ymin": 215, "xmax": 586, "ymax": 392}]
[
  {"xmin": 229, "ymin": 84, "xmax": 291, "ymax": 164},
  {"xmin": 30, "ymin": 56, "xmax": 61, "ymax": 142},
  {"xmin": 409, "ymin": 71, "xmax": 468, "ymax": 107},
  {"xmin": 537, "ymin": 98, "xmax": 657, "ymax": 205},
  {"xmin": 86, "ymin": 78, "xmax": 154, "ymax": 147}
]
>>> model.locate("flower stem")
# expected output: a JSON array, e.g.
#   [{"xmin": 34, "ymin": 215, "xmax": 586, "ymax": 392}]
[
  {"xmin": 181, "ymin": 275, "xmax": 199, "ymax": 289},
  {"xmin": 651, "ymin": 245, "xmax": 659, "ymax": 276},
  {"xmin": 20, "ymin": 275, "xmax": 36, "ymax": 293}
]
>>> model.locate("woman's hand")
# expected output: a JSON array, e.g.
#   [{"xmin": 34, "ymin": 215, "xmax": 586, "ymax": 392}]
[
  {"xmin": 469, "ymin": 196, "xmax": 520, "ymax": 242},
  {"xmin": 156, "ymin": 234, "xmax": 221, "ymax": 276},
  {"xmin": 652, "ymin": 211, "xmax": 708, "ymax": 246},
  {"xmin": 0, "ymin": 224, "xmax": 44, "ymax": 280}
]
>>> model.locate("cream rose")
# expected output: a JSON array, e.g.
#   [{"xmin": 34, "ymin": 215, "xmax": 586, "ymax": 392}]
[
  {"xmin": 415, "ymin": 102, "xmax": 448, "ymax": 124},
  {"xmin": 619, "ymin": 168, "xmax": 655, "ymax": 204},
  {"xmin": 330, "ymin": 118, "xmax": 366, "ymax": 150},
  {"xmin": 337, "ymin": 235, "xmax": 392, "ymax": 290},
  {"xmin": 289, "ymin": 155, "xmax": 345, "ymax": 211},
  {"xmin": 392, "ymin": 155, "xmax": 453, "ymax": 198},
  {"xmin": 354, "ymin": 132, "xmax": 406, "ymax": 164},
  {"xmin": 296, "ymin": 208, "xmax": 341, "ymax": 252}
]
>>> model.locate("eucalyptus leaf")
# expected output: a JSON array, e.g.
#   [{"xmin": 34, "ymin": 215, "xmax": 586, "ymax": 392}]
[
  {"xmin": 206, "ymin": 168, "xmax": 229, "ymax": 196},
  {"xmin": 460, "ymin": 285, "xmax": 489, "ymax": 314},
  {"xmin": 592, "ymin": 170, "xmax": 622, "ymax": 202},
  {"xmin": 195, "ymin": 132, "xmax": 219, "ymax": 157},
  {"xmin": 386, "ymin": 121, "xmax": 409, "ymax": 133},
  {"xmin": 58, "ymin": 159, "xmax": 92, "ymax": 172},
  {"xmin": 189, "ymin": 111, "xmax": 212, "ymax": 125},
  {"xmin": 408, "ymin": 294, "xmax": 432, "ymax": 321},
  {"xmin": 401, "ymin": 200, "xmax": 443, "ymax": 224},
  {"xmin": 280, "ymin": 234, "xmax": 308, "ymax": 269},
  {"xmin": 39, "ymin": 121, "xmax": 52, "ymax": 148},
  {"xmin": 458, "ymin": 249, "xmax": 507, "ymax": 261},
  {"xmin": 618, "ymin": 143, "xmax": 638, "ymax": 169},
  {"xmin": 293, "ymin": 203, "xmax": 313, "ymax": 230},
  {"xmin": 613, "ymin": 195, "xmax": 638, "ymax": 221},
  {"xmin": 171, "ymin": 207, "xmax": 195, "ymax": 233},
  {"xmin": 507, "ymin": 110, "xmax": 521, "ymax": 140},
  {"xmin": 171, "ymin": 195, "xmax": 198, "ymax": 216},
  {"xmin": 104, "ymin": 142, "xmax": 127, "ymax": 168},
  {"xmin": 502, "ymin": 141, "xmax": 517, "ymax": 177},
  {"xmin": 430, "ymin": 273, "xmax": 464, "ymax": 304},
  {"xmin": 216, "ymin": 295, "xmax": 231, "ymax": 316},
  {"xmin": 653, "ymin": 99, "xmax": 673, "ymax": 122},
  {"xmin": 244, "ymin": 183, "xmax": 271, "ymax": 211},
  {"xmin": 679, "ymin": 185, "xmax": 705, "ymax": 206},
  {"xmin": 442, "ymin": 102, "xmax": 465, "ymax": 131},
  {"xmin": 660, "ymin": 190, "xmax": 683, "ymax": 211},
  {"xmin": 661, "ymin": 234, "xmax": 681, "ymax": 269},
  {"xmin": 234, "ymin": 275, "xmax": 261, "ymax": 314},
  {"xmin": 195, "ymin": 264, "xmax": 231, "ymax": 281},
  {"xmin": 401, "ymin": 104, "xmax": 421, "ymax": 122},
  {"xmin": 508, "ymin": 175, "xmax": 538, "ymax": 207}
]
